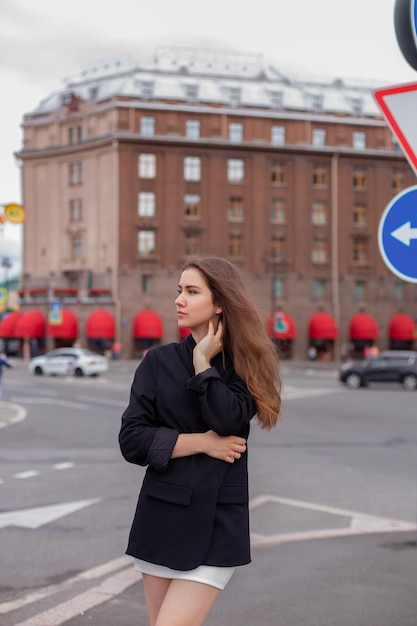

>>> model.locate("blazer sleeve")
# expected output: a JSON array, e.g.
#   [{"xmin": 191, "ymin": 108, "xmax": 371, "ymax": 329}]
[
  {"xmin": 118, "ymin": 352, "xmax": 179, "ymax": 472},
  {"xmin": 187, "ymin": 364, "xmax": 256, "ymax": 436}
]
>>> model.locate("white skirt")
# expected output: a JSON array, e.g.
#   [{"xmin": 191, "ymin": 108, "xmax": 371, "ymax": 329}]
[{"xmin": 133, "ymin": 558, "xmax": 236, "ymax": 590}]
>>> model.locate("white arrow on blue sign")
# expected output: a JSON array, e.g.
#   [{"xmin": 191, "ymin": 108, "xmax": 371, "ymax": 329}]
[{"xmin": 378, "ymin": 185, "xmax": 417, "ymax": 283}]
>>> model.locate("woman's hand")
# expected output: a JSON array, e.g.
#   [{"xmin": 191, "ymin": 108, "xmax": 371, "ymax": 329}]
[
  {"xmin": 193, "ymin": 320, "xmax": 223, "ymax": 374},
  {"xmin": 203, "ymin": 429, "xmax": 247, "ymax": 463}
]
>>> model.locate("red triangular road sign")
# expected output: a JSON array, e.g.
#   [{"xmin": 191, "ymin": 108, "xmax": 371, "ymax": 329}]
[{"xmin": 374, "ymin": 82, "xmax": 417, "ymax": 177}]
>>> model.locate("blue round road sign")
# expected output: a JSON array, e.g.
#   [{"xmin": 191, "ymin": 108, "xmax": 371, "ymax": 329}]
[{"xmin": 378, "ymin": 185, "xmax": 417, "ymax": 283}]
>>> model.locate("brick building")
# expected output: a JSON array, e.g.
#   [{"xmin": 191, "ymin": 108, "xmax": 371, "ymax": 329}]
[{"xmin": 9, "ymin": 46, "xmax": 417, "ymax": 359}]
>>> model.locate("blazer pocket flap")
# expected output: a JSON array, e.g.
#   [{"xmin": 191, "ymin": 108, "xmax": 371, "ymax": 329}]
[
  {"xmin": 145, "ymin": 478, "xmax": 192, "ymax": 506},
  {"xmin": 218, "ymin": 484, "xmax": 247, "ymax": 504}
]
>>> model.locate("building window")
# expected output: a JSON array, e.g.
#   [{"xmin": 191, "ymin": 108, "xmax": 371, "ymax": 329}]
[
  {"xmin": 271, "ymin": 199, "xmax": 286, "ymax": 223},
  {"xmin": 229, "ymin": 122, "xmax": 243, "ymax": 143},
  {"xmin": 392, "ymin": 170, "xmax": 406, "ymax": 192},
  {"xmin": 141, "ymin": 81, "xmax": 154, "ymax": 98},
  {"xmin": 353, "ymin": 167, "xmax": 367, "ymax": 190},
  {"xmin": 354, "ymin": 280, "xmax": 366, "ymax": 300},
  {"xmin": 312, "ymin": 164, "xmax": 327, "ymax": 187},
  {"xmin": 70, "ymin": 199, "xmax": 83, "ymax": 221},
  {"xmin": 186, "ymin": 120, "xmax": 200, "ymax": 139},
  {"xmin": 138, "ymin": 154, "xmax": 156, "ymax": 179},
  {"xmin": 271, "ymin": 238, "xmax": 286, "ymax": 262},
  {"xmin": 353, "ymin": 131, "xmax": 366, "ymax": 150},
  {"xmin": 229, "ymin": 87, "xmax": 241, "ymax": 106},
  {"xmin": 138, "ymin": 230, "xmax": 155, "ymax": 255},
  {"xmin": 271, "ymin": 125, "xmax": 285, "ymax": 146},
  {"xmin": 71, "ymin": 234, "xmax": 83, "ymax": 259},
  {"xmin": 271, "ymin": 162, "xmax": 286, "ymax": 184},
  {"xmin": 69, "ymin": 162, "xmax": 83, "ymax": 185},
  {"xmin": 312, "ymin": 202, "xmax": 327, "ymax": 225},
  {"xmin": 351, "ymin": 98, "xmax": 363, "ymax": 115},
  {"xmin": 68, "ymin": 128, "xmax": 74, "ymax": 145},
  {"xmin": 227, "ymin": 159, "xmax": 244, "ymax": 183},
  {"xmin": 270, "ymin": 91, "xmax": 283, "ymax": 109},
  {"xmin": 312, "ymin": 129, "xmax": 326, "ymax": 147},
  {"xmin": 313, "ymin": 278, "xmax": 326, "ymax": 299},
  {"xmin": 142, "ymin": 275, "xmax": 153, "ymax": 293},
  {"xmin": 77, "ymin": 126, "xmax": 83, "ymax": 142},
  {"xmin": 184, "ymin": 157, "xmax": 201, "ymax": 181},
  {"xmin": 393, "ymin": 282, "xmax": 404, "ymax": 300},
  {"xmin": 312, "ymin": 240, "xmax": 328, "ymax": 263},
  {"xmin": 353, "ymin": 240, "xmax": 368, "ymax": 263},
  {"xmin": 138, "ymin": 192, "xmax": 155, "ymax": 217},
  {"xmin": 272, "ymin": 276, "xmax": 284, "ymax": 299},
  {"xmin": 185, "ymin": 232, "xmax": 200, "ymax": 256},
  {"xmin": 185, "ymin": 84, "xmax": 199, "ymax": 102},
  {"xmin": 311, "ymin": 94, "xmax": 323, "ymax": 111},
  {"xmin": 184, "ymin": 194, "xmax": 200, "ymax": 217},
  {"xmin": 229, "ymin": 234, "xmax": 243, "ymax": 257},
  {"xmin": 353, "ymin": 204, "xmax": 367, "ymax": 226},
  {"xmin": 228, "ymin": 197, "xmax": 244, "ymax": 221},
  {"xmin": 140, "ymin": 117, "xmax": 155, "ymax": 137}
]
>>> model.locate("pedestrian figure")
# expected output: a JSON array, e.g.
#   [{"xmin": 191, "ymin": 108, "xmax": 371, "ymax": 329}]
[
  {"xmin": 0, "ymin": 353, "xmax": 13, "ymax": 399},
  {"xmin": 119, "ymin": 257, "xmax": 282, "ymax": 626}
]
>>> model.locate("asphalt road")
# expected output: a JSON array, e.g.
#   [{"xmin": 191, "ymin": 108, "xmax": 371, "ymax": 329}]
[{"xmin": 0, "ymin": 359, "xmax": 416, "ymax": 626}]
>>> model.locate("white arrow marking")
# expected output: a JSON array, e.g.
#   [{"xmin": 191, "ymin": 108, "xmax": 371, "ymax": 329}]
[
  {"xmin": 391, "ymin": 221, "xmax": 417, "ymax": 246},
  {"xmin": 0, "ymin": 498, "xmax": 101, "ymax": 529}
]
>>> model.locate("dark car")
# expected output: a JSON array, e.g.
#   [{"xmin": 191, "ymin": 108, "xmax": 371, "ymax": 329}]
[{"xmin": 339, "ymin": 350, "xmax": 417, "ymax": 390}]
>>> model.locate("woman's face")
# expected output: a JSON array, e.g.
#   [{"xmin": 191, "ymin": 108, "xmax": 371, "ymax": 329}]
[{"xmin": 175, "ymin": 267, "xmax": 221, "ymax": 340}]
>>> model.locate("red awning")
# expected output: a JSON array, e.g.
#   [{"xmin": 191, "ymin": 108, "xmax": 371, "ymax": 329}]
[
  {"xmin": 86, "ymin": 310, "xmax": 115, "ymax": 338},
  {"xmin": 388, "ymin": 313, "xmax": 415, "ymax": 341},
  {"xmin": 48, "ymin": 309, "xmax": 78, "ymax": 339},
  {"xmin": 179, "ymin": 327, "xmax": 192, "ymax": 339},
  {"xmin": 349, "ymin": 313, "xmax": 379, "ymax": 341},
  {"xmin": 0, "ymin": 311, "xmax": 24, "ymax": 337},
  {"xmin": 267, "ymin": 312, "xmax": 297, "ymax": 340},
  {"xmin": 14, "ymin": 310, "xmax": 46, "ymax": 338},
  {"xmin": 133, "ymin": 310, "xmax": 164, "ymax": 339},
  {"xmin": 308, "ymin": 312, "xmax": 338, "ymax": 340}
]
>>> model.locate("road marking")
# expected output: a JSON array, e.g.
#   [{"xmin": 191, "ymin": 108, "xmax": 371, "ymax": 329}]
[
  {"xmin": 75, "ymin": 394, "xmax": 127, "ymax": 407},
  {"xmin": 14, "ymin": 470, "xmax": 40, "ymax": 479},
  {"xmin": 11, "ymin": 566, "xmax": 140, "ymax": 626},
  {"xmin": 0, "ymin": 555, "xmax": 132, "ymax": 615},
  {"xmin": 52, "ymin": 462, "xmax": 74, "ymax": 470},
  {"xmin": 249, "ymin": 493, "xmax": 414, "ymax": 528},
  {"xmin": 282, "ymin": 385, "xmax": 345, "ymax": 400},
  {"xmin": 0, "ymin": 402, "xmax": 27, "ymax": 428},
  {"xmin": 0, "ymin": 498, "xmax": 101, "ymax": 529},
  {"xmin": 10, "ymin": 397, "xmax": 90, "ymax": 410}
]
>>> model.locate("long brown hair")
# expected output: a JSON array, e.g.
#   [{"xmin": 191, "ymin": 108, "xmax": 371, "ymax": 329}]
[{"xmin": 182, "ymin": 257, "xmax": 282, "ymax": 428}]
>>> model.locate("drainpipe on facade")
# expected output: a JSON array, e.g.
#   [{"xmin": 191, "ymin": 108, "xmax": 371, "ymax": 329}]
[{"xmin": 331, "ymin": 153, "xmax": 341, "ymax": 361}]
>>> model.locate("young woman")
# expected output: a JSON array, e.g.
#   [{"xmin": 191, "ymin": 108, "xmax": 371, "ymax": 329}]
[{"xmin": 119, "ymin": 257, "xmax": 281, "ymax": 626}]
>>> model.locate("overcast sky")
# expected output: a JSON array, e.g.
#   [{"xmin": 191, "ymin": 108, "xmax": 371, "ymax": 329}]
[{"xmin": 1, "ymin": 0, "xmax": 416, "ymax": 272}]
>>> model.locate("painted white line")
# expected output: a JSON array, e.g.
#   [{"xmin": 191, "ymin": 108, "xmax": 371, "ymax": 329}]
[
  {"xmin": 0, "ymin": 555, "xmax": 132, "ymax": 615},
  {"xmin": 10, "ymin": 397, "xmax": 90, "ymax": 410},
  {"xmin": 249, "ymin": 494, "xmax": 414, "ymax": 528},
  {"xmin": 282, "ymin": 385, "xmax": 344, "ymax": 400},
  {"xmin": 52, "ymin": 463, "xmax": 74, "ymax": 471},
  {"xmin": 11, "ymin": 566, "xmax": 141, "ymax": 626},
  {"xmin": 0, "ymin": 402, "xmax": 27, "ymax": 428},
  {"xmin": 14, "ymin": 470, "xmax": 39, "ymax": 479},
  {"xmin": 251, "ymin": 523, "xmax": 417, "ymax": 548}
]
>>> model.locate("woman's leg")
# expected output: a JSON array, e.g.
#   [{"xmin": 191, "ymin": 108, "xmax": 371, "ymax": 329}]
[
  {"xmin": 155, "ymin": 579, "xmax": 221, "ymax": 626},
  {"xmin": 142, "ymin": 574, "xmax": 172, "ymax": 626}
]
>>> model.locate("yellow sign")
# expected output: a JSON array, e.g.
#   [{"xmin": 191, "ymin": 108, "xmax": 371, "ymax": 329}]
[{"xmin": 4, "ymin": 203, "xmax": 25, "ymax": 224}]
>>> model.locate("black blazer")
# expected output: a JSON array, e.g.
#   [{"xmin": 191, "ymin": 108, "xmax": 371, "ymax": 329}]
[{"xmin": 119, "ymin": 334, "xmax": 257, "ymax": 570}]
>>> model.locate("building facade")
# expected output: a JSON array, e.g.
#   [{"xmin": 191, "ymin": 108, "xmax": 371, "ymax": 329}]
[{"xmin": 9, "ymin": 46, "xmax": 417, "ymax": 359}]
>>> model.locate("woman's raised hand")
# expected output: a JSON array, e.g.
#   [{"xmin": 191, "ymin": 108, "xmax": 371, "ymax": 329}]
[{"xmin": 203, "ymin": 430, "xmax": 247, "ymax": 463}]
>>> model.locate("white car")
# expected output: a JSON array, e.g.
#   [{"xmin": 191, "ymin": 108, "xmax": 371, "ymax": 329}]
[{"xmin": 29, "ymin": 347, "xmax": 109, "ymax": 377}]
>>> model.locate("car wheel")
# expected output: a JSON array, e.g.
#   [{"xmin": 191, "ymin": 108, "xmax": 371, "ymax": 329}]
[
  {"xmin": 345, "ymin": 372, "xmax": 363, "ymax": 389},
  {"xmin": 402, "ymin": 374, "xmax": 417, "ymax": 391},
  {"xmin": 34, "ymin": 366, "xmax": 44, "ymax": 375},
  {"xmin": 74, "ymin": 367, "xmax": 84, "ymax": 377}
]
